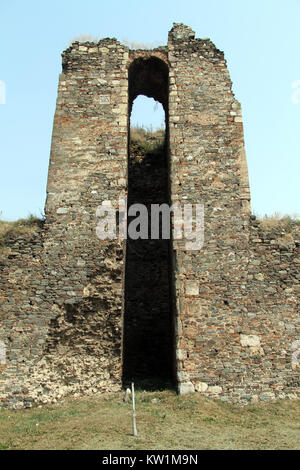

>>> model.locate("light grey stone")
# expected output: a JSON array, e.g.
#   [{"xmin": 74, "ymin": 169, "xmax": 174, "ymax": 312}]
[
  {"xmin": 178, "ymin": 382, "xmax": 195, "ymax": 395},
  {"xmin": 240, "ymin": 334, "xmax": 261, "ymax": 348}
]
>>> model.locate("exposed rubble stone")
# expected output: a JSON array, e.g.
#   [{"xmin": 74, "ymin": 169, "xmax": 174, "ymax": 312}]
[{"xmin": 0, "ymin": 23, "xmax": 299, "ymax": 408}]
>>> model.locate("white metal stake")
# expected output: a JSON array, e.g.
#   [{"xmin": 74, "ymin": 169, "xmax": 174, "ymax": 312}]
[{"xmin": 131, "ymin": 382, "xmax": 137, "ymax": 437}]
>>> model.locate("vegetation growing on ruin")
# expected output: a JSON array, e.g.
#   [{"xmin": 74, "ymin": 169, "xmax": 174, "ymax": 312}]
[
  {"xmin": 0, "ymin": 214, "xmax": 44, "ymax": 252},
  {"xmin": 129, "ymin": 125, "xmax": 165, "ymax": 164},
  {"xmin": 69, "ymin": 34, "xmax": 99, "ymax": 46},
  {"xmin": 256, "ymin": 212, "xmax": 300, "ymax": 231}
]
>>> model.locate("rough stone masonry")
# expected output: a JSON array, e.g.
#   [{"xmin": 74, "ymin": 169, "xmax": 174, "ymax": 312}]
[{"xmin": 0, "ymin": 23, "xmax": 299, "ymax": 408}]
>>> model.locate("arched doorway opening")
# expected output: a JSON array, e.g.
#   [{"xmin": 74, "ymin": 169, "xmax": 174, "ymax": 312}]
[{"xmin": 122, "ymin": 56, "xmax": 175, "ymax": 390}]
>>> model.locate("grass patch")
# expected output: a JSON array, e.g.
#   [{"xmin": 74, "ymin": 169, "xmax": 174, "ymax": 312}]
[
  {"xmin": 0, "ymin": 391, "xmax": 300, "ymax": 450},
  {"xmin": 130, "ymin": 125, "xmax": 165, "ymax": 163},
  {"xmin": 68, "ymin": 35, "xmax": 99, "ymax": 47},
  {"xmin": 255, "ymin": 212, "xmax": 300, "ymax": 231},
  {"xmin": 0, "ymin": 214, "xmax": 44, "ymax": 252}
]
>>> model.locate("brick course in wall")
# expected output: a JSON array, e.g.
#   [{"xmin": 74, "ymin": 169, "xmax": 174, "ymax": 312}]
[{"xmin": 0, "ymin": 23, "xmax": 299, "ymax": 408}]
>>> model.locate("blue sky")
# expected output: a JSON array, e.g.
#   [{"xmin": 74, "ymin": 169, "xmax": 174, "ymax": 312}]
[{"xmin": 0, "ymin": 0, "xmax": 299, "ymax": 220}]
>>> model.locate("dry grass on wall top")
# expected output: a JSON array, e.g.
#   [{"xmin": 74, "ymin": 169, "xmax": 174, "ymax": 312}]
[
  {"xmin": 256, "ymin": 213, "xmax": 300, "ymax": 231},
  {"xmin": 0, "ymin": 214, "xmax": 44, "ymax": 253}
]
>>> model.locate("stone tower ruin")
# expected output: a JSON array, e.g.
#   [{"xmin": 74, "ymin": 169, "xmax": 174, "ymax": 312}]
[{"xmin": 0, "ymin": 24, "xmax": 299, "ymax": 408}]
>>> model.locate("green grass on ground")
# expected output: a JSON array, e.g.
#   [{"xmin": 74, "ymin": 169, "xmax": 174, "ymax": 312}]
[{"xmin": 0, "ymin": 391, "xmax": 300, "ymax": 450}]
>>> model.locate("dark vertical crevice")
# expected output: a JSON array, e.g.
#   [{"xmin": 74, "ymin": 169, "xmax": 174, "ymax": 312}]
[{"xmin": 122, "ymin": 57, "xmax": 175, "ymax": 390}]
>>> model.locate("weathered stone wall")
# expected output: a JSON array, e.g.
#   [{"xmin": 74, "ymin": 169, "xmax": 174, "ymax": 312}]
[
  {"xmin": 166, "ymin": 25, "xmax": 299, "ymax": 403},
  {"xmin": 167, "ymin": 24, "xmax": 252, "ymax": 396},
  {"xmin": 176, "ymin": 218, "xmax": 300, "ymax": 403},
  {"xmin": 0, "ymin": 23, "xmax": 299, "ymax": 408},
  {"xmin": 1, "ymin": 38, "xmax": 130, "ymax": 407},
  {"xmin": 37, "ymin": 37, "xmax": 129, "ymax": 401},
  {"xmin": 0, "ymin": 229, "xmax": 48, "ymax": 407}
]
